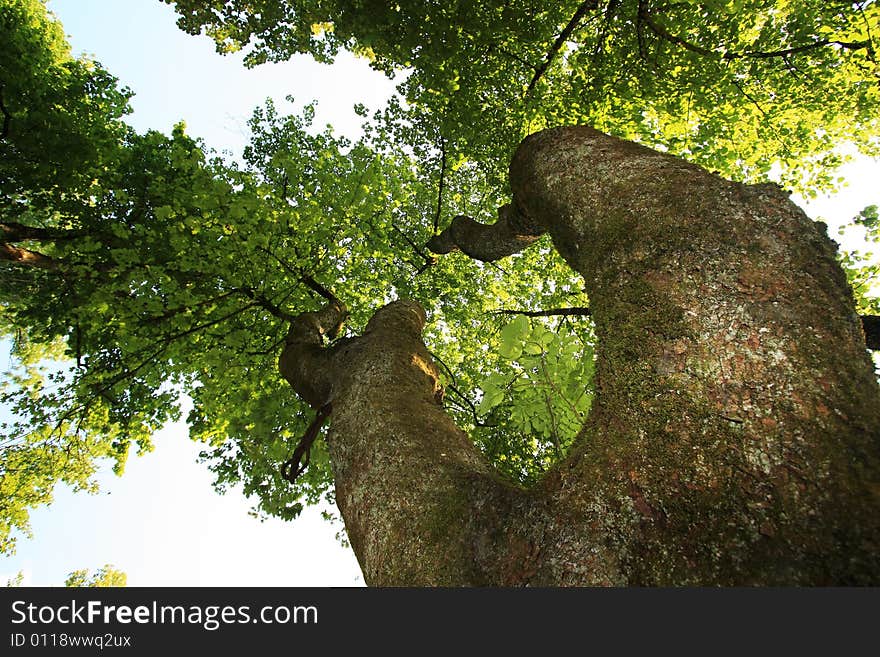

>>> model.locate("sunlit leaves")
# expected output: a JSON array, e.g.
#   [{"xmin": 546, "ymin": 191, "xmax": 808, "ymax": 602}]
[
  {"xmin": 64, "ymin": 564, "xmax": 127, "ymax": 587},
  {"xmin": 838, "ymin": 204, "xmax": 880, "ymax": 317},
  {"xmin": 166, "ymin": 0, "xmax": 880, "ymax": 195},
  {"xmin": 471, "ymin": 315, "xmax": 595, "ymax": 483}
]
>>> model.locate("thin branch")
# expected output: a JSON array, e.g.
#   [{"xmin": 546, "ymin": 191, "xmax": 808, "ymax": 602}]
[
  {"xmin": 427, "ymin": 348, "xmax": 495, "ymax": 428},
  {"xmin": 591, "ymin": 0, "xmax": 622, "ymax": 66},
  {"xmin": 641, "ymin": 12, "xmax": 715, "ymax": 56},
  {"xmin": 236, "ymin": 286, "xmax": 297, "ymax": 322},
  {"xmin": 488, "ymin": 306, "xmax": 592, "ymax": 318},
  {"xmin": 539, "ymin": 353, "xmax": 586, "ymax": 422},
  {"xmin": 729, "ymin": 77, "xmax": 768, "ymax": 118},
  {"xmin": 492, "ymin": 43, "xmax": 540, "ymax": 71},
  {"xmin": 299, "ymin": 273, "xmax": 342, "ymax": 307},
  {"xmin": 1, "ymin": 222, "xmax": 86, "ymax": 243},
  {"xmin": 246, "ymin": 333, "xmax": 287, "ymax": 356},
  {"xmin": 722, "ymin": 39, "xmax": 874, "ymax": 62},
  {"xmin": 142, "ymin": 288, "xmax": 240, "ymax": 325},
  {"xmin": 433, "ymin": 140, "xmax": 447, "ymax": 236},
  {"xmin": 526, "ymin": 0, "xmax": 599, "ymax": 95},
  {"xmin": 257, "ymin": 244, "xmax": 344, "ymax": 307},
  {"xmin": 391, "ymin": 223, "xmax": 437, "ymax": 273},
  {"xmin": 280, "ymin": 403, "xmax": 332, "ymax": 485},
  {"xmin": 642, "ymin": 11, "xmax": 873, "ymax": 62}
]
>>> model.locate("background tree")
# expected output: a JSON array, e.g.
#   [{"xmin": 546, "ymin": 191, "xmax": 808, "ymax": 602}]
[
  {"xmin": 64, "ymin": 564, "xmax": 127, "ymax": 587},
  {"xmin": 1, "ymin": 0, "xmax": 879, "ymax": 583},
  {"xmin": 3, "ymin": 563, "xmax": 125, "ymax": 586}
]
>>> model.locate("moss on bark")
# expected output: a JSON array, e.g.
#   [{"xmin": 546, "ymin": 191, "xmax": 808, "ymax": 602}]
[{"xmin": 280, "ymin": 126, "xmax": 880, "ymax": 585}]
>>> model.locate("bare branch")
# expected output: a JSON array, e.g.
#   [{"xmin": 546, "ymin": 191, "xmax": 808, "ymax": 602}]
[
  {"xmin": 391, "ymin": 223, "xmax": 437, "ymax": 273},
  {"xmin": 257, "ymin": 245, "xmax": 346, "ymax": 313},
  {"xmin": 427, "ymin": 348, "xmax": 495, "ymax": 428},
  {"xmin": 236, "ymin": 285, "xmax": 297, "ymax": 322}
]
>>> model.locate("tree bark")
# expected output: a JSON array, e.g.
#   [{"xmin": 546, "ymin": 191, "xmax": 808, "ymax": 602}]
[{"xmin": 280, "ymin": 126, "xmax": 880, "ymax": 585}]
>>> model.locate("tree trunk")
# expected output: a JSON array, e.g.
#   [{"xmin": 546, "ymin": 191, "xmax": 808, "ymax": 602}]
[{"xmin": 279, "ymin": 126, "xmax": 880, "ymax": 585}]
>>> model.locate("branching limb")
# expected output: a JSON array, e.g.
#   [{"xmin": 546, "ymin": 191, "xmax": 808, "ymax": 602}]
[
  {"xmin": 257, "ymin": 245, "xmax": 346, "ymax": 327},
  {"xmin": 236, "ymin": 286, "xmax": 298, "ymax": 322},
  {"xmin": 426, "ymin": 203, "xmax": 544, "ymax": 262},
  {"xmin": 427, "ymin": 348, "xmax": 495, "ymax": 428},
  {"xmin": 278, "ymin": 297, "xmax": 348, "ymax": 408}
]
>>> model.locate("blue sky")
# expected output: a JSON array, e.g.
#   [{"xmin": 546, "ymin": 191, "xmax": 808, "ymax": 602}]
[{"xmin": 2, "ymin": 0, "xmax": 878, "ymax": 587}]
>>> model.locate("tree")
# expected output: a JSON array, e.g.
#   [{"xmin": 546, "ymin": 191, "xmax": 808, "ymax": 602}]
[
  {"xmin": 3, "ymin": 564, "xmax": 126, "ymax": 586},
  {"xmin": 2, "ymin": 0, "xmax": 879, "ymax": 583},
  {"xmin": 64, "ymin": 564, "xmax": 127, "ymax": 587}
]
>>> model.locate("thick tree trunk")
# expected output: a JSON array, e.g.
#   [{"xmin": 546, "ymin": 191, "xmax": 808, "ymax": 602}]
[{"xmin": 280, "ymin": 126, "xmax": 880, "ymax": 585}]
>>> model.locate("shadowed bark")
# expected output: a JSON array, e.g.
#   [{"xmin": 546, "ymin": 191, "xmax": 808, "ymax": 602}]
[{"xmin": 280, "ymin": 126, "xmax": 880, "ymax": 585}]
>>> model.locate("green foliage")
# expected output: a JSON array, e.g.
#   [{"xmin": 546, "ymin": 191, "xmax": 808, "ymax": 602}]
[
  {"xmin": 475, "ymin": 314, "xmax": 595, "ymax": 483},
  {"xmin": 4, "ymin": 0, "xmax": 879, "ymax": 553},
  {"xmin": 5, "ymin": 571, "xmax": 24, "ymax": 587},
  {"xmin": 64, "ymin": 564, "xmax": 127, "ymax": 587},
  {"xmin": 165, "ymin": 0, "xmax": 880, "ymax": 194},
  {"xmin": 838, "ymin": 204, "xmax": 880, "ymax": 316}
]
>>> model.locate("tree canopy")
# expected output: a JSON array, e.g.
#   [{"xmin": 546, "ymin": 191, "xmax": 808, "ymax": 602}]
[{"xmin": 1, "ymin": 0, "xmax": 878, "ymax": 559}]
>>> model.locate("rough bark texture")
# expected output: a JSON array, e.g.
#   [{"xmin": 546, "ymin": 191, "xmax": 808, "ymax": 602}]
[{"xmin": 280, "ymin": 126, "xmax": 880, "ymax": 585}]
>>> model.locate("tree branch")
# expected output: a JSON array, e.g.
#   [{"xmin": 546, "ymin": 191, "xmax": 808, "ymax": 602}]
[
  {"xmin": 391, "ymin": 223, "xmax": 437, "ymax": 273},
  {"xmin": 257, "ymin": 245, "xmax": 345, "ymax": 312},
  {"xmin": 722, "ymin": 39, "xmax": 875, "ymax": 62},
  {"xmin": 641, "ymin": 10, "xmax": 874, "ymax": 62},
  {"xmin": 0, "ymin": 242, "xmax": 58, "ymax": 269},
  {"xmin": 1, "ymin": 222, "xmax": 86, "ymax": 242},
  {"xmin": 526, "ymin": 1, "xmax": 599, "ymax": 95},
  {"xmin": 280, "ymin": 402, "xmax": 332, "ymax": 484},
  {"xmin": 427, "ymin": 203, "xmax": 544, "ymax": 262},
  {"xmin": 427, "ymin": 348, "xmax": 495, "ymax": 428},
  {"xmin": 640, "ymin": 11, "xmax": 715, "ymax": 57},
  {"xmin": 278, "ymin": 298, "xmax": 349, "ymax": 408},
  {"xmin": 489, "ymin": 306, "xmax": 592, "ymax": 318}
]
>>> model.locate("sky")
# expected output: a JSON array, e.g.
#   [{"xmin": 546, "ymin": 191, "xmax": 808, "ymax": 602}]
[{"xmin": 2, "ymin": 0, "xmax": 878, "ymax": 587}]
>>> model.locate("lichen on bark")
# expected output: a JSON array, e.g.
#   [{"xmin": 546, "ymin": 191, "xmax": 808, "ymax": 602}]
[{"xmin": 280, "ymin": 126, "xmax": 880, "ymax": 585}]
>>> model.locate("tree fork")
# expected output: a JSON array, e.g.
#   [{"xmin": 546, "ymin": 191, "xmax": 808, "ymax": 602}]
[{"xmin": 282, "ymin": 126, "xmax": 880, "ymax": 585}]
